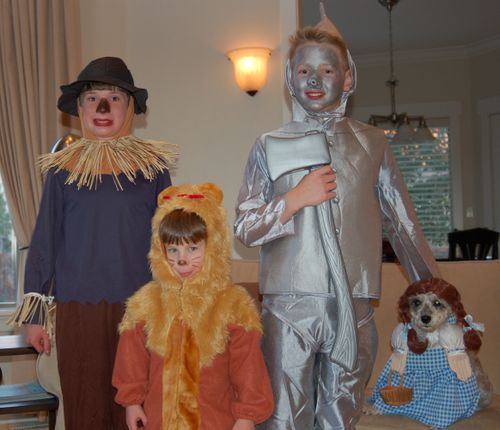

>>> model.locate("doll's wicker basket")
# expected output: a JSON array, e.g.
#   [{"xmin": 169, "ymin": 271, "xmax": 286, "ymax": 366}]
[{"xmin": 380, "ymin": 369, "xmax": 413, "ymax": 406}]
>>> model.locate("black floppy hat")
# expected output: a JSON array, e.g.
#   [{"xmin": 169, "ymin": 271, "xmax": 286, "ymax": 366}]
[{"xmin": 57, "ymin": 57, "xmax": 148, "ymax": 116}]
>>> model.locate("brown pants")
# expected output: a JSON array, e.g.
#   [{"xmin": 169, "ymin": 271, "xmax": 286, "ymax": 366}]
[{"xmin": 56, "ymin": 301, "xmax": 127, "ymax": 430}]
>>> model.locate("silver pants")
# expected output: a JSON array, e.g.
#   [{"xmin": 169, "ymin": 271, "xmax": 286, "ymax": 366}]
[{"xmin": 258, "ymin": 295, "xmax": 378, "ymax": 430}]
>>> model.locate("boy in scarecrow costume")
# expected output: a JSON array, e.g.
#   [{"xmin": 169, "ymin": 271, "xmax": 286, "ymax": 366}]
[
  {"xmin": 112, "ymin": 182, "xmax": 274, "ymax": 430},
  {"xmin": 234, "ymin": 3, "xmax": 439, "ymax": 429},
  {"xmin": 10, "ymin": 57, "xmax": 176, "ymax": 429}
]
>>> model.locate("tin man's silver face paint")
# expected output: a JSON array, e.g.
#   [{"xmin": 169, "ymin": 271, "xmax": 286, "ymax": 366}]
[{"xmin": 291, "ymin": 43, "xmax": 346, "ymax": 113}]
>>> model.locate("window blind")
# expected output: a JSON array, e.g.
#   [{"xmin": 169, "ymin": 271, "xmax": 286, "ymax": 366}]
[{"xmin": 386, "ymin": 127, "xmax": 452, "ymax": 258}]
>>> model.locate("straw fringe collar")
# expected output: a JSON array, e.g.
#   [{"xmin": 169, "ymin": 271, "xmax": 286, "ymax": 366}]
[{"xmin": 39, "ymin": 135, "xmax": 178, "ymax": 190}]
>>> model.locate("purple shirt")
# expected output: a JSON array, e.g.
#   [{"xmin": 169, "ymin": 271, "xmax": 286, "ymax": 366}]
[{"xmin": 25, "ymin": 168, "xmax": 172, "ymax": 304}]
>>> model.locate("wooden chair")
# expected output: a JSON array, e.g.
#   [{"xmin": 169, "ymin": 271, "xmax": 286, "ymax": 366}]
[
  {"xmin": 448, "ymin": 227, "xmax": 499, "ymax": 260},
  {"xmin": 0, "ymin": 335, "xmax": 59, "ymax": 430}
]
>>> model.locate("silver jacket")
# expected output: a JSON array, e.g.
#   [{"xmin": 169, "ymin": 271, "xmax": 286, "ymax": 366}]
[{"xmin": 234, "ymin": 55, "xmax": 439, "ymax": 299}]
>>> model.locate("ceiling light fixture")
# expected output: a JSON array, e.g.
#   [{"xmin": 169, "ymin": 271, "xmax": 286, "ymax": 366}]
[{"xmin": 369, "ymin": 0, "xmax": 435, "ymax": 144}]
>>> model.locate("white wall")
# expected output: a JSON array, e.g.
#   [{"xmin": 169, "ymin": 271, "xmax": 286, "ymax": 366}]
[
  {"xmin": 79, "ymin": 1, "xmax": 500, "ymax": 243},
  {"xmin": 80, "ymin": 0, "xmax": 298, "ymax": 259}
]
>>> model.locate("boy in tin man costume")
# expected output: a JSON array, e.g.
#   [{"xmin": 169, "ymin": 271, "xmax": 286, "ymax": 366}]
[{"xmin": 234, "ymin": 4, "xmax": 439, "ymax": 429}]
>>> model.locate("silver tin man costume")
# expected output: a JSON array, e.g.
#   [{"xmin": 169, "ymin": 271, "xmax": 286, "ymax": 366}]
[{"xmin": 234, "ymin": 4, "xmax": 439, "ymax": 430}]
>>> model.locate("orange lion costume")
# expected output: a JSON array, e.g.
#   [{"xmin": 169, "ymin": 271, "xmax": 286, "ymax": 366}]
[{"xmin": 112, "ymin": 183, "xmax": 274, "ymax": 429}]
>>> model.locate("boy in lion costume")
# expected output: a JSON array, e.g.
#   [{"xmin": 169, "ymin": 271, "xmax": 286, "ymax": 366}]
[{"xmin": 113, "ymin": 183, "xmax": 274, "ymax": 429}]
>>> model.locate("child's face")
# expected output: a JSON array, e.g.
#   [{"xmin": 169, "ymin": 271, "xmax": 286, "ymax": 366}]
[
  {"xmin": 165, "ymin": 239, "xmax": 206, "ymax": 279},
  {"xmin": 79, "ymin": 89, "xmax": 129, "ymax": 138},
  {"xmin": 291, "ymin": 42, "xmax": 351, "ymax": 113}
]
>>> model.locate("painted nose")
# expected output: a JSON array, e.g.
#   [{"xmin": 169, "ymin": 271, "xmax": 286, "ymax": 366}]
[
  {"xmin": 421, "ymin": 315, "xmax": 431, "ymax": 324},
  {"xmin": 178, "ymin": 259, "xmax": 187, "ymax": 266},
  {"xmin": 307, "ymin": 75, "xmax": 322, "ymax": 89},
  {"xmin": 96, "ymin": 98, "xmax": 110, "ymax": 113}
]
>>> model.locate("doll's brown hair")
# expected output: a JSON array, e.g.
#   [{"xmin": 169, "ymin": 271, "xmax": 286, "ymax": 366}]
[{"xmin": 398, "ymin": 278, "xmax": 482, "ymax": 354}]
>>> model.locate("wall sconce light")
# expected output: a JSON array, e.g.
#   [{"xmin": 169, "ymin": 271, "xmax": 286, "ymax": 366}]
[{"xmin": 226, "ymin": 47, "xmax": 271, "ymax": 96}]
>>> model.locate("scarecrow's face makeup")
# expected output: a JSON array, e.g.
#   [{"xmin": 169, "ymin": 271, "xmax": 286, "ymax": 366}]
[
  {"xmin": 291, "ymin": 42, "xmax": 351, "ymax": 113},
  {"xmin": 165, "ymin": 239, "xmax": 206, "ymax": 280},
  {"xmin": 79, "ymin": 89, "xmax": 129, "ymax": 138}
]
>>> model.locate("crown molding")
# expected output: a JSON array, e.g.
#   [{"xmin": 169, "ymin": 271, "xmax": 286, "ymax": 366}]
[
  {"xmin": 465, "ymin": 35, "xmax": 500, "ymax": 57},
  {"xmin": 353, "ymin": 35, "xmax": 500, "ymax": 67}
]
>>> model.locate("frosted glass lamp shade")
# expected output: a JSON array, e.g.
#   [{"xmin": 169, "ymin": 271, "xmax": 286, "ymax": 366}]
[
  {"xmin": 414, "ymin": 124, "xmax": 436, "ymax": 143},
  {"xmin": 227, "ymin": 47, "xmax": 271, "ymax": 96},
  {"xmin": 392, "ymin": 121, "xmax": 416, "ymax": 145}
]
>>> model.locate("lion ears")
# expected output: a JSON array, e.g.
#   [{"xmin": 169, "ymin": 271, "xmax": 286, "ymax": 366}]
[{"xmin": 157, "ymin": 182, "xmax": 224, "ymax": 207}]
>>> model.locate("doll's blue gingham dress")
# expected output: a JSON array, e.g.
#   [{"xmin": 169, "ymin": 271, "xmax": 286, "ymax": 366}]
[{"xmin": 369, "ymin": 347, "xmax": 480, "ymax": 428}]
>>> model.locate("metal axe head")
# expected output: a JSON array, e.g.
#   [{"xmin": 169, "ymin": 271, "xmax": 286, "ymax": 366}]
[{"xmin": 264, "ymin": 132, "xmax": 331, "ymax": 181}]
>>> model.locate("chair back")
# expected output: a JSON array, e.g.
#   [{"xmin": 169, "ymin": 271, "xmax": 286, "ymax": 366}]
[{"xmin": 448, "ymin": 228, "xmax": 499, "ymax": 260}]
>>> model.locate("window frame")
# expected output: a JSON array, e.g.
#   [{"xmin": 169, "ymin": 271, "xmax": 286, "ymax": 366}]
[
  {"xmin": 477, "ymin": 96, "xmax": 500, "ymax": 230},
  {"xmin": 352, "ymin": 101, "xmax": 464, "ymax": 233}
]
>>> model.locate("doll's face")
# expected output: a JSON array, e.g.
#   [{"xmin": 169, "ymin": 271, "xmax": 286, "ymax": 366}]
[
  {"xmin": 291, "ymin": 42, "xmax": 352, "ymax": 113},
  {"xmin": 408, "ymin": 293, "xmax": 452, "ymax": 333},
  {"xmin": 79, "ymin": 89, "xmax": 129, "ymax": 138},
  {"xmin": 165, "ymin": 239, "xmax": 206, "ymax": 279}
]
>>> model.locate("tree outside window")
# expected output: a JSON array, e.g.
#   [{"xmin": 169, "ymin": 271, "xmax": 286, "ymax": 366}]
[{"xmin": 0, "ymin": 177, "xmax": 16, "ymax": 304}]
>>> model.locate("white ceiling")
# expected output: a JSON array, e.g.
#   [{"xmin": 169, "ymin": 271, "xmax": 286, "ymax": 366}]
[{"xmin": 300, "ymin": 0, "xmax": 500, "ymax": 56}]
